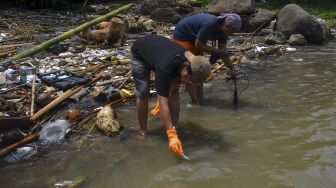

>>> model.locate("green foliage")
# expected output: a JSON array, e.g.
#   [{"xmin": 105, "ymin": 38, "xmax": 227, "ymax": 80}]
[
  {"xmin": 197, "ymin": 0, "xmax": 214, "ymax": 7},
  {"xmin": 318, "ymin": 11, "xmax": 336, "ymax": 20}
]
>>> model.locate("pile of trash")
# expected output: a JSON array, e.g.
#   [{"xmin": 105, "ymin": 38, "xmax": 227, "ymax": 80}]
[{"xmin": 1, "ymin": 2, "xmax": 333, "ymax": 164}]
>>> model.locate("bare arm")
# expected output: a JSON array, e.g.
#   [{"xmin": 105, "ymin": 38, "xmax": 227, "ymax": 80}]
[
  {"xmin": 218, "ymin": 42, "xmax": 234, "ymax": 70},
  {"xmin": 195, "ymin": 39, "xmax": 222, "ymax": 55},
  {"xmin": 158, "ymin": 95, "xmax": 174, "ymax": 130}
]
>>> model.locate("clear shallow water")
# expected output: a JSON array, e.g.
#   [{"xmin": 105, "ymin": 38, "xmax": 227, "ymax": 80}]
[{"xmin": 1, "ymin": 42, "xmax": 336, "ymax": 188}]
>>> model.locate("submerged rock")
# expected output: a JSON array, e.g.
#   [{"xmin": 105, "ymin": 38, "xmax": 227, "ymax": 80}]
[
  {"xmin": 275, "ymin": 4, "xmax": 325, "ymax": 44},
  {"xmin": 288, "ymin": 34, "xmax": 308, "ymax": 46},
  {"xmin": 54, "ymin": 176, "xmax": 85, "ymax": 188},
  {"xmin": 206, "ymin": 0, "xmax": 256, "ymax": 14},
  {"xmin": 3, "ymin": 145, "xmax": 37, "ymax": 163}
]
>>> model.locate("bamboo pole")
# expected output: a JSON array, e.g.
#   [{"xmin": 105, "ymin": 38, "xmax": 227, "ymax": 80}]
[{"xmin": 6, "ymin": 3, "xmax": 135, "ymax": 62}]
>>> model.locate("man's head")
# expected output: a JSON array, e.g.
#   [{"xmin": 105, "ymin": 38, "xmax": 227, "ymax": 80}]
[
  {"xmin": 180, "ymin": 51, "xmax": 211, "ymax": 85},
  {"xmin": 217, "ymin": 13, "xmax": 242, "ymax": 36}
]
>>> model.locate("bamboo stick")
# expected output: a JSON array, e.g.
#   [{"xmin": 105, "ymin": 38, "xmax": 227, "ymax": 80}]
[
  {"xmin": 30, "ymin": 73, "xmax": 104, "ymax": 121},
  {"xmin": 0, "ymin": 42, "xmax": 34, "ymax": 50},
  {"xmin": 0, "ymin": 50, "xmax": 16, "ymax": 58},
  {"xmin": 118, "ymin": 71, "xmax": 132, "ymax": 89},
  {"xmin": 6, "ymin": 3, "xmax": 135, "ymax": 62},
  {"xmin": 30, "ymin": 74, "xmax": 36, "ymax": 116},
  {"xmin": 0, "ymin": 133, "xmax": 39, "ymax": 158}
]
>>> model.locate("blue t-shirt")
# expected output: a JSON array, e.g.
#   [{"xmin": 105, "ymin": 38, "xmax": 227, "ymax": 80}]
[{"xmin": 173, "ymin": 13, "xmax": 228, "ymax": 44}]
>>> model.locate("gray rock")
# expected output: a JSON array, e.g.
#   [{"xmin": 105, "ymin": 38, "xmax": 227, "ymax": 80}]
[
  {"xmin": 275, "ymin": 4, "xmax": 325, "ymax": 44},
  {"xmin": 288, "ymin": 34, "xmax": 308, "ymax": 46},
  {"xmin": 325, "ymin": 28, "xmax": 335, "ymax": 40},
  {"xmin": 175, "ymin": 3, "xmax": 194, "ymax": 15},
  {"xmin": 265, "ymin": 31, "xmax": 287, "ymax": 45},
  {"xmin": 247, "ymin": 9, "xmax": 277, "ymax": 32},
  {"xmin": 150, "ymin": 7, "xmax": 182, "ymax": 24},
  {"xmin": 139, "ymin": 0, "xmax": 195, "ymax": 16},
  {"xmin": 139, "ymin": 0, "xmax": 177, "ymax": 15},
  {"xmin": 206, "ymin": 0, "xmax": 256, "ymax": 14}
]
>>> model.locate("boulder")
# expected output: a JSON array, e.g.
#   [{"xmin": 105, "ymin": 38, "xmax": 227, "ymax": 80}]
[
  {"xmin": 275, "ymin": 4, "xmax": 325, "ymax": 44},
  {"xmin": 139, "ymin": 0, "xmax": 176, "ymax": 15},
  {"xmin": 206, "ymin": 0, "xmax": 256, "ymax": 14},
  {"xmin": 139, "ymin": 0, "xmax": 195, "ymax": 15},
  {"xmin": 288, "ymin": 34, "xmax": 308, "ymax": 46},
  {"xmin": 265, "ymin": 31, "xmax": 286, "ymax": 45},
  {"xmin": 150, "ymin": 7, "xmax": 182, "ymax": 24},
  {"xmin": 247, "ymin": 9, "xmax": 277, "ymax": 32}
]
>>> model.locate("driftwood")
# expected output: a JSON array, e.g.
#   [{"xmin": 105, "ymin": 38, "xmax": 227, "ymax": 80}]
[
  {"xmin": 30, "ymin": 73, "xmax": 104, "ymax": 121},
  {"xmin": 0, "ymin": 116, "xmax": 32, "ymax": 130},
  {"xmin": 0, "ymin": 133, "xmax": 39, "ymax": 158}
]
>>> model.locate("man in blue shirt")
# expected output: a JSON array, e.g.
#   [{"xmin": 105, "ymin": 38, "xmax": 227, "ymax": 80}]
[{"xmin": 172, "ymin": 13, "xmax": 242, "ymax": 106}]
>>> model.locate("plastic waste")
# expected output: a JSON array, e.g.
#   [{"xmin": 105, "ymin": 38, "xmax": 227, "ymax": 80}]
[
  {"xmin": 58, "ymin": 51, "xmax": 73, "ymax": 57},
  {"xmin": 54, "ymin": 177, "xmax": 85, "ymax": 188},
  {"xmin": 3, "ymin": 145, "xmax": 37, "ymax": 163},
  {"xmin": 4, "ymin": 68, "xmax": 15, "ymax": 76},
  {"xmin": 39, "ymin": 120, "xmax": 71, "ymax": 145},
  {"xmin": 19, "ymin": 66, "xmax": 36, "ymax": 84},
  {"xmin": 116, "ymin": 54, "xmax": 125, "ymax": 60},
  {"xmin": 286, "ymin": 47, "xmax": 297, "ymax": 52},
  {"xmin": 0, "ymin": 33, "xmax": 7, "ymax": 41},
  {"xmin": 255, "ymin": 46, "xmax": 268, "ymax": 53},
  {"xmin": 0, "ymin": 73, "xmax": 6, "ymax": 84},
  {"xmin": 19, "ymin": 70, "xmax": 27, "ymax": 84}
]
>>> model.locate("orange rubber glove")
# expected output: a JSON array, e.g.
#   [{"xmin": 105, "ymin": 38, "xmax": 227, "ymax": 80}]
[
  {"xmin": 166, "ymin": 127, "xmax": 183, "ymax": 158},
  {"xmin": 150, "ymin": 99, "xmax": 160, "ymax": 117}
]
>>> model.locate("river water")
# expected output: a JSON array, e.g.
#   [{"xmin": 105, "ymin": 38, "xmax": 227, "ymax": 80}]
[{"xmin": 1, "ymin": 42, "xmax": 336, "ymax": 188}]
